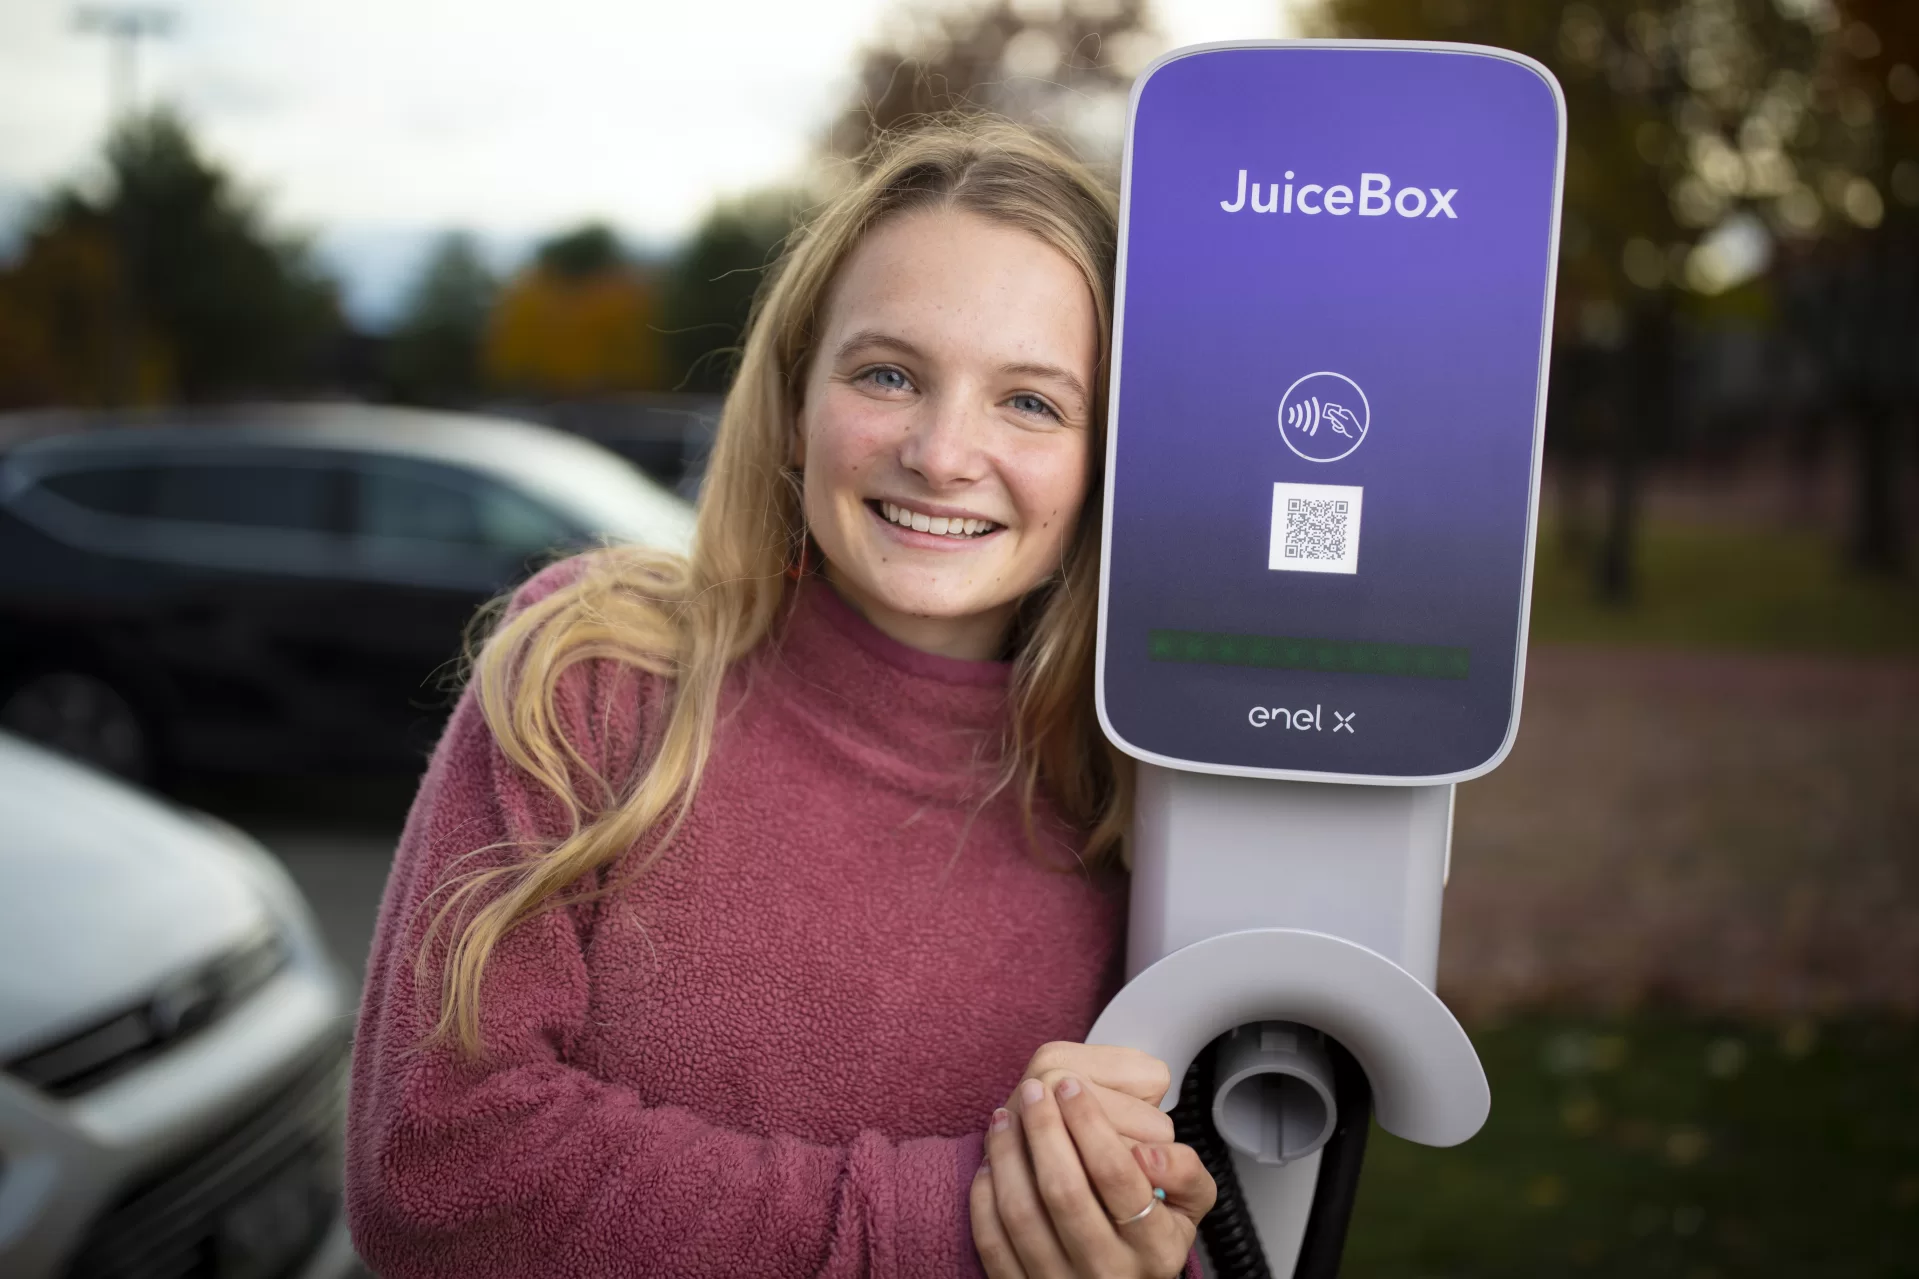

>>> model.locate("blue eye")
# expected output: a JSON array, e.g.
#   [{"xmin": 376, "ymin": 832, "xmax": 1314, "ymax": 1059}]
[
  {"xmin": 864, "ymin": 366, "xmax": 910, "ymax": 391},
  {"xmin": 1010, "ymin": 393, "xmax": 1059, "ymax": 420}
]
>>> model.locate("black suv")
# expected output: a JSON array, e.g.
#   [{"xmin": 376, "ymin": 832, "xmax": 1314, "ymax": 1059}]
[{"xmin": 0, "ymin": 403, "xmax": 694, "ymax": 786}]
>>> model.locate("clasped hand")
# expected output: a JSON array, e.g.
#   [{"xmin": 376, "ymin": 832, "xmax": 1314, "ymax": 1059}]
[{"xmin": 970, "ymin": 1042, "xmax": 1217, "ymax": 1278}]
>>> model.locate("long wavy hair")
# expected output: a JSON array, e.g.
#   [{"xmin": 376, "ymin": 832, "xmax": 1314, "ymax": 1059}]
[{"xmin": 422, "ymin": 117, "xmax": 1131, "ymax": 1058}]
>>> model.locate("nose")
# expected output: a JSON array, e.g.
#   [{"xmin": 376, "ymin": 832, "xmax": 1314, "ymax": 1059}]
[{"xmin": 897, "ymin": 388, "xmax": 988, "ymax": 489}]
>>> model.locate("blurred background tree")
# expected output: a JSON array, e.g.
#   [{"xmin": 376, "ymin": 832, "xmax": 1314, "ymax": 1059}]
[
  {"xmin": 659, "ymin": 0, "xmax": 1170, "ymax": 398},
  {"xmin": 1781, "ymin": 0, "xmax": 1919, "ymax": 574},
  {"xmin": 0, "ymin": 215, "xmax": 124, "ymax": 408},
  {"xmin": 825, "ymin": 0, "xmax": 1163, "ymax": 167},
  {"xmin": 483, "ymin": 222, "xmax": 666, "ymax": 397},
  {"xmin": 1309, "ymin": 0, "xmax": 1838, "ymax": 599},
  {"xmin": 659, "ymin": 194, "xmax": 795, "ymax": 394},
  {"xmin": 384, "ymin": 231, "xmax": 496, "ymax": 406},
  {"xmin": 0, "ymin": 109, "xmax": 340, "ymax": 408}
]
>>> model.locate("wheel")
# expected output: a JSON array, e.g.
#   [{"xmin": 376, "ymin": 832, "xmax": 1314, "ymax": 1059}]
[{"xmin": 0, "ymin": 669, "xmax": 156, "ymax": 785}]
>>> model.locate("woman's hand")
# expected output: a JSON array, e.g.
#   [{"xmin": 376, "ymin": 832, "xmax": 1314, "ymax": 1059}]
[
  {"xmin": 971, "ymin": 1072, "xmax": 1217, "ymax": 1278},
  {"xmin": 1011, "ymin": 1042, "xmax": 1176, "ymax": 1147}
]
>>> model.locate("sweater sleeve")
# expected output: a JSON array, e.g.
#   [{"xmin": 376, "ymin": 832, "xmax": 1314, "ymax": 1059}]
[{"xmin": 344, "ymin": 556, "xmax": 988, "ymax": 1279}]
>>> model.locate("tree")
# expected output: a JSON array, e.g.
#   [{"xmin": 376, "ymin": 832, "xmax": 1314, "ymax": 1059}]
[
  {"xmin": 0, "ymin": 109, "xmax": 341, "ymax": 406},
  {"xmin": 826, "ymin": 0, "xmax": 1162, "ymax": 167},
  {"xmin": 1781, "ymin": 0, "xmax": 1919, "ymax": 574},
  {"xmin": 483, "ymin": 223, "xmax": 666, "ymax": 397},
  {"xmin": 386, "ymin": 232, "xmax": 496, "ymax": 406},
  {"xmin": 0, "ymin": 217, "xmax": 125, "ymax": 408},
  {"xmin": 1309, "ymin": 0, "xmax": 1829, "ymax": 600},
  {"xmin": 646, "ymin": 1, "xmax": 1164, "ymax": 401},
  {"xmin": 659, "ymin": 194, "xmax": 796, "ymax": 393}
]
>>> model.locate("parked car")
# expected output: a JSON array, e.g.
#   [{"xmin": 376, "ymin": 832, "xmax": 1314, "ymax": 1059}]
[
  {"xmin": 0, "ymin": 403, "xmax": 696, "ymax": 786},
  {"xmin": 0, "ymin": 728, "xmax": 356, "ymax": 1278}
]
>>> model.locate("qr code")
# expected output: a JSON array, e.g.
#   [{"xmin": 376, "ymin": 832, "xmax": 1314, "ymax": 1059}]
[
  {"xmin": 1269, "ymin": 482, "xmax": 1363, "ymax": 574},
  {"xmin": 1285, "ymin": 498, "xmax": 1349, "ymax": 561}
]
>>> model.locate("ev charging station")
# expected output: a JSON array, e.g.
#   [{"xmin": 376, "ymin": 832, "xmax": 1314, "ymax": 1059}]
[{"xmin": 1089, "ymin": 42, "xmax": 1566, "ymax": 1276}]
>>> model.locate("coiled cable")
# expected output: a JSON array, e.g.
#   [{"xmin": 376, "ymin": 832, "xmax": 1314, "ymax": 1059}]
[
  {"xmin": 1171, "ymin": 1034, "xmax": 1374, "ymax": 1279},
  {"xmin": 1170, "ymin": 1039, "xmax": 1273, "ymax": 1279}
]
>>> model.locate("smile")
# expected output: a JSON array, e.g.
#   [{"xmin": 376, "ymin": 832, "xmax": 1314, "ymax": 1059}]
[{"xmin": 872, "ymin": 500, "xmax": 1001, "ymax": 539}]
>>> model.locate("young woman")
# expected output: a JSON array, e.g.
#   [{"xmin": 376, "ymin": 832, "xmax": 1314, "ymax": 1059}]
[{"xmin": 344, "ymin": 119, "xmax": 1217, "ymax": 1278}]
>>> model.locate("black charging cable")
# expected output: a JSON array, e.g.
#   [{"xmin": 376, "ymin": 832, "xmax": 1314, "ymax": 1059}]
[
  {"xmin": 1292, "ymin": 1038, "xmax": 1371, "ymax": 1278},
  {"xmin": 1170, "ymin": 1035, "xmax": 1373, "ymax": 1279},
  {"xmin": 1170, "ymin": 1040, "xmax": 1273, "ymax": 1279}
]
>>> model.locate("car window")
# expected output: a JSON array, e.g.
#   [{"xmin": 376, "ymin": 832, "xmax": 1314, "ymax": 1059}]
[
  {"xmin": 149, "ymin": 462, "xmax": 342, "ymax": 533},
  {"xmin": 476, "ymin": 484, "xmax": 574, "ymax": 555},
  {"xmin": 358, "ymin": 468, "xmax": 482, "ymax": 543},
  {"xmin": 35, "ymin": 465, "xmax": 159, "ymax": 518},
  {"xmin": 356, "ymin": 466, "xmax": 573, "ymax": 555}
]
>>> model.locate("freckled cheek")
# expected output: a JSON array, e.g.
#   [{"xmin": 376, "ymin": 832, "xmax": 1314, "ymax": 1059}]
[
  {"xmin": 809, "ymin": 405, "xmax": 900, "ymax": 489},
  {"xmin": 1001, "ymin": 441, "xmax": 1091, "ymax": 540}
]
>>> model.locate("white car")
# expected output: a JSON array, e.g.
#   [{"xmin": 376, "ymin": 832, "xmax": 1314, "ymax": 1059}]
[{"xmin": 0, "ymin": 730, "xmax": 357, "ymax": 1278}]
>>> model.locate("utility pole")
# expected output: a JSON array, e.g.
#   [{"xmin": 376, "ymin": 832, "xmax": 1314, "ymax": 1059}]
[
  {"xmin": 71, "ymin": 6, "xmax": 174, "ymax": 406},
  {"xmin": 73, "ymin": 6, "xmax": 175, "ymax": 123}
]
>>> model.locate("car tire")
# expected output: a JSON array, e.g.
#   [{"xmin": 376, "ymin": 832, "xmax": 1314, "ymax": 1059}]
[{"xmin": 0, "ymin": 669, "xmax": 157, "ymax": 786}]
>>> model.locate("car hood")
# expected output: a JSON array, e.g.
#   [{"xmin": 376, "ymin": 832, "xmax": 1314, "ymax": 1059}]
[{"xmin": 0, "ymin": 733, "xmax": 271, "ymax": 1062}]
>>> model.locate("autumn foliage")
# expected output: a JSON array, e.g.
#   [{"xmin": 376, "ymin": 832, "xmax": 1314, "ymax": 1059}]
[{"xmin": 483, "ymin": 224, "xmax": 666, "ymax": 397}]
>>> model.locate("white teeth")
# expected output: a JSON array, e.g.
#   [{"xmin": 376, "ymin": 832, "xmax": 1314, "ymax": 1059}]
[{"xmin": 878, "ymin": 501, "xmax": 996, "ymax": 538}]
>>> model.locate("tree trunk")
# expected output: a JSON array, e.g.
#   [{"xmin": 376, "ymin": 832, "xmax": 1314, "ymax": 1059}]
[
  {"xmin": 1596, "ymin": 406, "xmax": 1638, "ymax": 602},
  {"xmin": 1595, "ymin": 300, "xmax": 1673, "ymax": 603},
  {"xmin": 1848, "ymin": 399, "xmax": 1908, "ymax": 574}
]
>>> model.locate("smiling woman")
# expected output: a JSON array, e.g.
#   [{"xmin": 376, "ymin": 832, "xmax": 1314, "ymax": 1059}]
[
  {"xmin": 344, "ymin": 118, "xmax": 1213, "ymax": 1279},
  {"xmin": 798, "ymin": 209, "xmax": 1099, "ymax": 660}
]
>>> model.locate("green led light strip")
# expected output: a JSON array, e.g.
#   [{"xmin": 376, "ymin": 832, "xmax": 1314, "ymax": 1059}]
[{"xmin": 1148, "ymin": 628, "xmax": 1471, "ymax": 681}]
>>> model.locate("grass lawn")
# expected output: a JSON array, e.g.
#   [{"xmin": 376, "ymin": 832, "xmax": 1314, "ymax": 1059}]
[
  {"xmin": 1527, "ymin": 522, "xmax": 1919, "ymax": 656},
  {"xmin": 1344, "ymin": 1014, "xmax": 1919, "ymax": 1277}
]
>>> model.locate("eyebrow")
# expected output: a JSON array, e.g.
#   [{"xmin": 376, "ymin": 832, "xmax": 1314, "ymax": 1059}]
[{"xmin": 834, "ymin": 329, "xmax": 1091, "ymax": 407}]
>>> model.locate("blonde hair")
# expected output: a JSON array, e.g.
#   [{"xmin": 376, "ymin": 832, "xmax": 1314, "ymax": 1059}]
[{"xmin": 423, "ymin": 117, "xmax": 1132, "ymax": 1058}]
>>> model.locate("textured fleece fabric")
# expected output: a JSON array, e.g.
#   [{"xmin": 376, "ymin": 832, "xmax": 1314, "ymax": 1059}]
[{"xmin": 346, "ymin": 553, "xmax": 1195, "ymax": 1277}]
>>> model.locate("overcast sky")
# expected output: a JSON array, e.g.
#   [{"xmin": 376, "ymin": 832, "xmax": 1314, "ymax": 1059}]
[{"xmin": 0, "ymin": 0, "xmax": 1297, "ymax": 324}]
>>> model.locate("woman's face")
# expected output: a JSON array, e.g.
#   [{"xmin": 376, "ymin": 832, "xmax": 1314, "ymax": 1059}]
[{"xmin": 796, "ymin": 207, "xmax": 1099, "ymax": 661}]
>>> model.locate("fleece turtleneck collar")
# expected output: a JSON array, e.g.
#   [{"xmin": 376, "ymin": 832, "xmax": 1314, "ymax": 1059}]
[{"xmin": 752, "ymin": 577, "xmax": 1015, "ymax": 798}]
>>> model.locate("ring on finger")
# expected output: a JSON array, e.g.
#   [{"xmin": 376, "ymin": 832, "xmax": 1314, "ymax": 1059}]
[{"xmin": 1112, "ymin": 1187, "xmax": 1167, "ymax": 1226}]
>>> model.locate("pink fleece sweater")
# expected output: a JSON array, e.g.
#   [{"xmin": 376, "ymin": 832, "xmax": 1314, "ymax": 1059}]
[{"xmin": 344, "ymin": 554, "xmax": 1142, "ymax": 1277}]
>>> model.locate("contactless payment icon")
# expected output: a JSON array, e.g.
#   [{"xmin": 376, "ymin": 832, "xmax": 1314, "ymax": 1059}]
[{"xmin": 1278, "ymin": 371, "xmax": 1369, "ymax": 463}]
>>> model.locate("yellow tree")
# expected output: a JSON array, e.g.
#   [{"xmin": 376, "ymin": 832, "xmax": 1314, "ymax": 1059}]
[
  {"xmin": 484, "ymin": 224, "xmax": 665, "ymax": 397},
  {"xmin": 0, "ymin": 217, "xmax": 174, "ymax": 408}
]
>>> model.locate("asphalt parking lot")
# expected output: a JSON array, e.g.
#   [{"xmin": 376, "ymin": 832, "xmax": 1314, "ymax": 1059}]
[{"xmin": 175, "ymin": 775, "xmax": 414, "ymax": 1010}]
